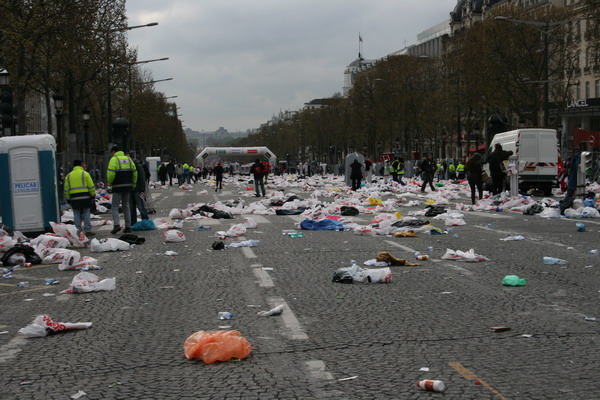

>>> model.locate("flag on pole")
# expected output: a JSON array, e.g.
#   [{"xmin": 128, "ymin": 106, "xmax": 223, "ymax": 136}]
[{"xmin": 359, "ymin": 33, "xmax": 363, "ymax": 43}]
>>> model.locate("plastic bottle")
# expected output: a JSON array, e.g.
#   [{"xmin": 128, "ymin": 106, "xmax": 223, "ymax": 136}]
[
  {"xmin": 590, "ymin": 250, "xmax": 599, "ymax": 255},
  {"xmin": 43, "ymin": 278, "xmax": 59, "ymax": 285},
  {"xmin": 288, "ymin": 232, "xmax": 304, "ymax": 238},
  {"xmin": 502, "ymin": 275, "xmax": 526, "ymax": 286},
  {"xmin": 576, "ymin": 222, "xmax": 586, "ymax": 232},
  {"xmin": 417, "ymin": 380, "xmax": 445, "ymax": 392},
  {"xmin": 416, "ymin": 255, "xmax": 429, "ymax": 261},
  {"xmin": 543, "ymin": 257, "xmax": 567, "ymax": 265},
  {"xmin": 217, "ymin": 312, "xmax": 234, "ymax": 320},
  {"xmin": 16, "ymin": 281, "xmax": 29, "ymax": 288}
]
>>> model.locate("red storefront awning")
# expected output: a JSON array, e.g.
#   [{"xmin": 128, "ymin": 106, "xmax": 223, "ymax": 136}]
[{"xmin": 468, "ymin": 144, "xmax": 486, "ymax": 154}]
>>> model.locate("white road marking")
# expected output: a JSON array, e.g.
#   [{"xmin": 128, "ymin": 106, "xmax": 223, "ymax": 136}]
[
  {"xmin": 196, "ymin": 219, "xmax": 221, "ymax": 226},
  {"xmin": 56, "ymin": 294, "xmax": 70, "ymax": 301},
  {"xmin": 287, "ymin": 215, "xmax": 305, "ymax": 223},
  {"xmin": 446, "ymin": 263, "xmax": 474, "ymax": 276},
  {"xmin": 173, "ymin": 191, "xmax": 185, "ymax": 197},
  {"xmin": 242, "ymin": 246, "xmax": 257, "ymax": 259},
  {"xmin": 250, "ymin": 263, "xmax": 263, "ymax": 268},
  {"xmin": 268, "ymin": 297, "xmax": 308, "ymax": 340},
  {"xmin": 464, "ymin": 211, "xmax": 514, "ymax": 219},
  {"xmin": 0, "ymin": 336, "xmax": 27, "ymax": 364},
  {"xmin": 152, "ymin": 192, "xmax": 162, "ymax": 198},
  {"xmin": 252, "ymin": 268, "xmax": 274, "ymax": 288},
  {"xmin": 306, "ymin": 360, "xmax": 334, "ymax": 380},
  {"xmin": 384, "ymin": 240, "xmax": 417, "ymax": 253},
  {"xmin": 473, "ymin": 225, "xmax": 569, "ymax": 247},
  {"xmin": 97, "ymin": 225, "xmax": 113, "ymax": 231}
]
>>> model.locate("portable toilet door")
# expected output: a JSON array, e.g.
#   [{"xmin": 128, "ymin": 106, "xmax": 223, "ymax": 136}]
[
  {"xmin": 345, "ymin": 152, "xmax": 365, "ymax": 186},
  {"xmin": 0, "ymin": 134, "xmax": 59, "ymax": 233},
  {"xmin": 145, "ymin": 156, "xmax": 161, "ymax": 182}
]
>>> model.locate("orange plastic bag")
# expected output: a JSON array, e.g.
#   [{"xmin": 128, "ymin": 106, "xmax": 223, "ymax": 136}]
[{"xmin": 184, "ymin": 330, "xmax": 252, "ymax": 364}]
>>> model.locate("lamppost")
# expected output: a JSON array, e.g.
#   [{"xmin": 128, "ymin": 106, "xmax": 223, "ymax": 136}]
[
  {"xmin": 127, "ymin": 58, "xmax": 169, "ymax": 152},
  {"xmin": 52, "ymin": 93, "xmax": 65, "ymax": 153},
  {"xmin": 82, "ymin": 108, "xmax": 91, "ymax": 161},
  {"xmin": 106, "ymin": 22, "xmax": 159, "ymax": 147},
  {"xmin": 0, "ymin": 69, "xmax": 13, "ymax": 136},
  {"xmin": 495, "ymin": 16, "xmax": 572, "ymax": 127}
]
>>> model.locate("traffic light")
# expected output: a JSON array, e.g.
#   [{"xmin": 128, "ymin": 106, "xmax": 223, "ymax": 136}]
[
  {"xmin": 580, "ymin": 151, "xmax": 592, "ymax": 174},
  {"xmin": 0, "ymin": 87, "xmax": 13, "ymax": 135}
]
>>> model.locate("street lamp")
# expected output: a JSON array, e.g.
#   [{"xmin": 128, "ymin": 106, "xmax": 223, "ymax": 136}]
[
  {"xmin": 495, "ymin": 16, "xmax": 572, "ymax": 127},
  {"xmin": 82, "ymin": 108, "xmax": 91, "ymax": 160},
  {"xmin": 106, "ymin": 22, "xmax": 160, "ymax": 146},
  {"xmin": 0, "ymin": 69, "xmax": 12, "ymax": 136},
  {"xmin": 52, "ymin": 93, "xmax": 65, "ymax": 153}
]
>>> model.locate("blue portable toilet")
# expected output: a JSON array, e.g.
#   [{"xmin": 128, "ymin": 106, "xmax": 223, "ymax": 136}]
[
  {"xmin": 0, "ymin": 134, "xmax": 59, "ymax": 233},
  {"xmin": 145, "ymin": 156, "xmax": 161, "ymax": 182}
]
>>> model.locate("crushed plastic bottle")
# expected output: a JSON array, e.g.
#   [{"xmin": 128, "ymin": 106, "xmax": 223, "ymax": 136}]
[
  {"xmin": 576, "ymin": 222, "xmax": 586, "ymax": 232},
  {"xmin": 217, "ymin": 312, "xmax": 234, "ymax": 320},
  {"xmin": 502, "ymin": 275, "xmax": 526, "ymax": 286},
  {"xmin": 543, "ymin": 257, "xmax": 567, "ymax": 265},
  {"xmin": 417, "ymin": 380, "xmax": 445, "ymax": 392},
  {"xmin": 590, "ymin": 249, "xmax": 599, "ymax": 255},
  {"xmin": 288, "ymin": 232, "xmax": 304, "ymax": 238},
  {"xmin": 16, "ymin": 281, "xmax": 29, "ymax": 288}
]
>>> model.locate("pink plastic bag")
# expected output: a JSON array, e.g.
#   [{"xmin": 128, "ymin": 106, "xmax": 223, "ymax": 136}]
[{"xmin": 184, "ymin": 330, "xmax": 252, "ymax": 364}]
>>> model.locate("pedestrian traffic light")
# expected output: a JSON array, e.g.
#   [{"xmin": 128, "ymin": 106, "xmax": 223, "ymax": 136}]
[
  {"xmin": 0, "ymin": 87, "xmax": 13, "ymax": 134},
  {"xmin": 580, "ymin": 151, "xmax": 592, "ymax": 174}
]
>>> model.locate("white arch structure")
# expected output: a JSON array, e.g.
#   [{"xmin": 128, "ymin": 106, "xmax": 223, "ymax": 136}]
[{"xmin": 195, "ymin": 147, "xmax": 277, "ymax": 165}]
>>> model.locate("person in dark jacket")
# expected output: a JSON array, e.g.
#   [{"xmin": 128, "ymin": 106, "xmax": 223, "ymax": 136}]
[
  {"xmin": 465, "ymin": 152, "xmax": 484, "ymax": 205},
  {"xmin": 166, "ymin": 161, "xmax": 176, "ymax": 186},
  {"xmin": 143, "ymin": 162, "xmax": 150, "ymax": 186},
  {"xmin": 349, "ymin": 159, "xmax": 363, "ymax": 191},
  {"xmin": 488, "ymin": 143, "xmax": 514, "ymax": 195},
  {"xmin": 127, "ymin": 152, "xmax": 149, "ymax": 224},
  {"xmin": 214, "ymin": 162, "xmax": 224, "ymax": 192},
  {"xmin": 250, "ymin": 159, "xmax": 266, "ymax": 197},
  {"xmin": 158, "ymin": 162, "xmax": 167, "ymax": 185},
  {"xmin": 420, "ymin": 153, "xmax": 436, "ymax": 193}
]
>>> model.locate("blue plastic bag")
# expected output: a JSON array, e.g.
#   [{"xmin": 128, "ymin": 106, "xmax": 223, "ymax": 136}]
[
  {"xmin": 131, "ymin": 219, "xmax": 156, "ymax": 231},
  {"xmin": 300, "ymin": 219, "xmax": 345, "ymax": 231}
]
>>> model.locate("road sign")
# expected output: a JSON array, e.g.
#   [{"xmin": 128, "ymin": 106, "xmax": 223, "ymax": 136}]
[{"xmin": 589, "ymin": 135, "xmax": 596, "ymax": 147}]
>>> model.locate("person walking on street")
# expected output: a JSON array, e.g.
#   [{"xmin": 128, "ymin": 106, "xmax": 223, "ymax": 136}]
[
  {"xmin": 107, "ymin": 146, "xmax": 137, "ymax": 234},
  {"xmin": 349, "ymin": 159, "xmax": 363, "ymax": 191},
  {"xmin": 251, "ymin": 159, "xmax": 266, "ymax": 197},
  {"xmin": 127, "ymin": 152, "xmax": 149, "ymax": 224},
  {"xmin": 143, "ymin": 162, "xmax": 150, "ymax": 186},
  {"xmin": 182, "ymin": 162, "xmax": 191, "ymax": 184},
  {"xmin": 488, "ymin": 143, "xmax": 514, "ymax": 195},
  {"xmin": 158, "ymin": 162, "xmax": 167, "ymax": 186},
  {"xmin": 365, "ymin": 158, "xmax": 373, "ymax": 184},
  {"xmin": 420, "ymin": 153, "xmax": 436, "ymax": 193},
  {"xmin": 457, "ymin": 160, "xmax": 466, "ymax": 180},
  {"xmin": 465, "ymin": 152, "xmax": 484, "ymax": 205},
  {"xmin": 175, "ymin": 163, "xmax": 184, "ymax": 185},
  {"xmin": 448, "ymin": 162, "xmax": 456, "ymax": 180},
  {"xmin": 64, "ymin": 160, "xmax": 96, "ymax": 237},
  {"xmin": 396, "ymin": 157, "xmax": 407, "ymax": 186},
  {"xmin": 166, "ymin": 161, "xmax": 175, "ymax": 186},
  {"xmin": 214, "ymin": 162, "xmax": 224, "ymax": 191},
  {"xmin": 390, "ymin": 157, "xmax": 400, "ymax": 183}
]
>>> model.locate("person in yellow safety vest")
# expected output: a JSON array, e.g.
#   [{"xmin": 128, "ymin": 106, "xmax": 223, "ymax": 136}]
[
  {"xmin": 396, "ymin": 157, "xmax": 407, "ymax": 186},
  {"xmin": 390, "ymin": 157, "xmax": 400, "ymax": 183},
  {"xmin": 436, "ymin": 161, "xmax": 443, "ymax": 182},
  {"xmin": 457, "ymin": 161, "xmax": 466, "ymax": 180},
  {"xmin": 182, "ymin": 162, "xmax": 191, "ymax": 184},
  {"xmin": 107, "ymin": 146, "xmax": 138, "ymax": 234},
  {"xmin": 64, "ymin": 160, "xmax": 96, "ymax": 237},
  {"xmin": 448, "ymin": 162, "xmax": 456, "ymax": 180}
]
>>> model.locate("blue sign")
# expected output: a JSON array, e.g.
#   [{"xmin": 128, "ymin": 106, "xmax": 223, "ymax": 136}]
[{"xmin": 13, "ymin": 181, "xmax": 39, "ymax": 193}]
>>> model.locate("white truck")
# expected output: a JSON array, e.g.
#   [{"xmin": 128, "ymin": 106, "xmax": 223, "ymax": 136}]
[{"xmin": 484, "ymin": 128, "xmax": 559, "ymax": 195}]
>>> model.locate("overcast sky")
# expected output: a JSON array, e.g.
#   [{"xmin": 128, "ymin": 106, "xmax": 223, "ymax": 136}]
[{"xmin": 125, "ymin": 0, "xmax": 457, "ymax": 133}]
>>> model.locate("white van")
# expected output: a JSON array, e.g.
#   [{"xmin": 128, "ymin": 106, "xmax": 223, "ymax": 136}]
[{"xmin": 484, "ymin": 128, "xmax": 558, "ymax": 195}]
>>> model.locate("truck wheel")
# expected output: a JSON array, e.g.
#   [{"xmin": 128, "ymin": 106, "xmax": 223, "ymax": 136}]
[{"xmin": 543, "ymin": 185, "xmax": 552, "ymax": 196}]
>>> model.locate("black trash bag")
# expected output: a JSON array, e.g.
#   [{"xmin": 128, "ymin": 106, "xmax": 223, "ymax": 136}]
[
  {"xmin": 424, "ymin": 205, "xmax": 447, "ymax": 217},
  {"xmin": 119, "ymin": 233, "xmax": 145, "ymax": 245},
  {"xmin": 199, "ymin": 205, "xmax": 217, "ymax": 213},
  {"xmin": 559, "ymin": 196, "xmax": 574, "ymax": 215},
  {"xmin": 212, "ymin": 210, "xmax": 233, "ymax": 219},
  {"xmin": 275, "ymin": 209, "xmax": 306, "ymax": 215},
  {"xmin": 285, "ymin": 195, "xmax": 302, "ymax": 203},
  {"xmin": 392, "ymin": 219, "xmax": 430, "ymax": 227},
  {"xmin": 523, "ymin": 204, "xmax": 544, "ymax": 215},
  {"xmin": 191, "ymin": 208, "xmax": 207, "ymax": 216},
  {"xmin": 212, "ymin": 241, "xmax": 225, "ymax": 250},
  {"xmin": 270, "ymin": 200, "xmax": 285, "ymax": 207},
  {"xmin": 1, "ymin": 244, "xmax": 42, "ymax": 266},
  {"xmin": 340, "ymin": 206, "xmax": 359, "ymax": 216},
  {"xmin": 332, "ymin": 269, "xmax": 354, "ymax": 284}
]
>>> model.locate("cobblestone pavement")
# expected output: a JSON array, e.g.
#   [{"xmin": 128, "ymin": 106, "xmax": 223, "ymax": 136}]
[{"xmin": 1, "ymin": 178, "xmax": 599, "ymax": 399}]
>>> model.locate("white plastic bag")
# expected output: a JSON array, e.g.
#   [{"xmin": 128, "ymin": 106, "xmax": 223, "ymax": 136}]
[
  {"xmin": 168, "ymin": 208, "xmax": 192, "ymax": 219},
  {"xmin": 243, "ymin": 218, "xmax": 258, "ymax": 229},
  {"xmin": 164, "ymin": 229, "xmax": 186, "ymax": 242},
  {"xmin": 365, "ymin": 267, "xmax": 393, "ymax": 283},
  {"xmin": 18, "ymin": 315, "xmax": 92, "ymax": 337},
  {"xmin": 441, "ymin": 248, "xmax": 489, "ymax": 262},
  {"xmin": 0, "ymin": 237, "xmax": 17, "ymax": 252},
  {"xmin": 90, "ymin": 238, "xmax": 131, "ymax": 252},
  {"xmin": 58, "ymin": 251, "xmax": 100, "ymax": 271},
  {"xmin": 225, "ymin": 224, "xmax": 246, "ymax": 237},
  {"xmin": 61, "ymin": 272, "xmax": 116, "ymax": 294},
  {"xmin": 42, "ymin": 248, "xmax": 77, "ymax": 264},
  {"xmin": 50, "ymin": 222, "xmax": 88, "ymax": 247}
]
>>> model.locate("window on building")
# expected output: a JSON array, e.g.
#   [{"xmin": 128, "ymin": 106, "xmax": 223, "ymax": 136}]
[
  {"xmin": 576, "ymin": 20, "xmax": 581, "ymax": 40},
  {"xmin": 586, "ymin": 81, "xmax": 590, "ymax": 99},
  {"xmin": 575, "ymin": 50, "xmax": 580, "ymax": 69},
  {"xmin": 576, "ymin": 82, "xmax": 581, "ymax": 99},
  {"xmin": 596, "ymin": 80, "xmax": 600, "ymax": 98},
  {"xmin": 585, "ymin": 47, "xmax": 590, "ymax": 69}
]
